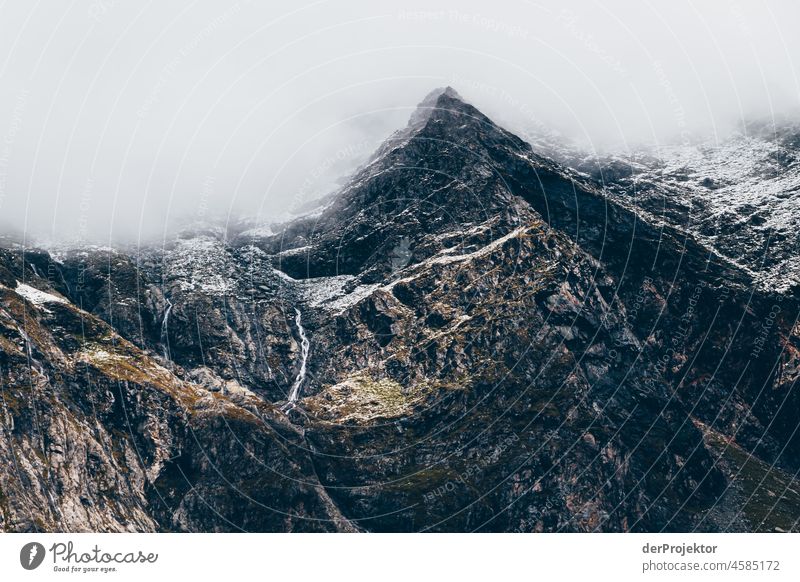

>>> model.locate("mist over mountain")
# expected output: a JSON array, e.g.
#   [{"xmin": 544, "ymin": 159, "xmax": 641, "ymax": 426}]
[
  {"xmin": 1, "ymin": 88, "xmax": 799, "ymax": 532},
  {"xmin": 1, "ymin": 1, "xmax": 799, "ymax": 243}
]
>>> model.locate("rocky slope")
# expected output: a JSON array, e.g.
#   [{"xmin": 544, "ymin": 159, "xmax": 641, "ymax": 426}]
[
  {"xmin": 0, "ymin": 251, "xmax": 355, "ymax": 532},
  {"xmin": 1, "ymin": 88, "xmax": 798, "ymax": 532},
  {"xmin": 566, "ymin": 122, "xmax": 800, "ymax": 294}
]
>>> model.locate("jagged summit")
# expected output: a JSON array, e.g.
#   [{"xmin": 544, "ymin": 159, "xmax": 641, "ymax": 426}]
[
  {"xmin": 427, "ymin": 85, "xmax": 463, "ymax": 101},
  {"xmin": 407, "ymin": 86, "xmax": 465, "ymax": 127},
  {"xmin": 264, "ymin": 86, "xmax": 548, "ymax": 279},
  {"xmin": 257, "ymin": 84, "xmax": 764, "ymax": 296},
  {"xmin": 361, "ymin": 86, "xmax": 482, "ymax": 171}
]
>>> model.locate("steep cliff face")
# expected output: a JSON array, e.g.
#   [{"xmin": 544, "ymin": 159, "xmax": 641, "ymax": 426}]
[
  {"xmin": 0, "ymin": 251, "xmax": 355, "ymax": 532},
  {"xmin": 296, "ymin": 214, "xmax": 724, "ymax": 532},
  {"xmin": 553, "ymin": 124, "xmax": 800, "ymax": 475},
  {"xmin": 51, "ymin": 233, "xmax": 303, "ymax": 404},
  {"xmin": 1, "ymin": 88, "xmax": 798, "ymax": 532}
]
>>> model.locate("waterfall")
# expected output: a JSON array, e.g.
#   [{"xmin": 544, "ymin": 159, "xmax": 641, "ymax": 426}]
[
  {"xmin": 284, "ymin": 308, "xmax": 310, "ymax": 409},
  {"xmin": 160, "ymin": 297, "xmax": 173, "ymax": 360}
]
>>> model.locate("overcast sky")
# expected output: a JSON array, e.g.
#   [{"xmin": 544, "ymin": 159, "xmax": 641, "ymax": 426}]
[{"xmin": 0, "ymin": 0, "xmax": 798, "ymax": 244}]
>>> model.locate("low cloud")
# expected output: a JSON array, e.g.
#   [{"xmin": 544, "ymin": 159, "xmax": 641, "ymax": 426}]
[{"xmin": 0, "ymin": 0, "xmax": 797, "ymax": 243}]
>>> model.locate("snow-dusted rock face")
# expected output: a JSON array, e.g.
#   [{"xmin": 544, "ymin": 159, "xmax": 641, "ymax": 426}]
[
  {"xmin": 163, "ymin": 234, "xmax": 238, "ymax": 296},
  {"xmin": 568, "ymin": 125, "xmax": 800, "ymax": 293},
  {"xmin": 1, "ymin": 89, "xmax": 799, "ymax": 533},
  {"xmin": 14, "ymin": 281, "xmax": 69, "ymax": 310}
]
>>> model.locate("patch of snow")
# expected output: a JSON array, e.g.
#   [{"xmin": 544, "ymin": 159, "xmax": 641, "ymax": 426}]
[
  {"xmin": 163, "ymin": 235, "xmax": 237, "ymax": 296},
  {"xmin": 277, "ymin": 245, "xmax": 312, "ymax": 257},
  {"xmin": 301, "ymin": 275, "xmax": 356, "ymax": 308},
  {"xmin": 84, "ymin": 348, "xmax": 116, "ymax": 363},
  {"xmin": 295, "ymin": 227, "xmax": 527, "ymax": 316},
  {"xmin": 414, "ymin": 227, "xmax": 523, "ymax": 268},
  {"xmin": 15, "ymin": 282, "xmax": 68, "ymax": 312},
  {"xmin": 324, "ymin": 283, "xmax": 381, "ymax": 314},
  {"xmin": 238, "ymin": 225, "xmax": 274, "ymax": 239},
  {"xmin": 271, "ymin": 268, "xmax": 297, "ymax": 284},
  {"xmin": 45, "ymin": 244, "xmax": 116, "ymax": 261}
]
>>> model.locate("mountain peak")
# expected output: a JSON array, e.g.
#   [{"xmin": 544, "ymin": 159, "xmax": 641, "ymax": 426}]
[
  {"xmin": 421, "ymin": 85, "xmax": 463, "ymax": 103},
  {"xmin": 407, "ymin": 86, "xmax": 467, "ymax": 128}
]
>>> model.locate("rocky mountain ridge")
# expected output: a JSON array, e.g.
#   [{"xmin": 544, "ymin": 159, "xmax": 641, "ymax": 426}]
[
  {"xmin": 1, "ymin": 88, "xmax": 799, "ymax": 532},
  {"xmin": 559, "ymin": 122, "xmax": 800, "ymax": 294}
]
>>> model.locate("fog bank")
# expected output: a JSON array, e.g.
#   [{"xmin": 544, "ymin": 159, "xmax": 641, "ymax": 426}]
[{"xmin": 0, "ymin": 0, "xmax": 798, "ymax": 244}]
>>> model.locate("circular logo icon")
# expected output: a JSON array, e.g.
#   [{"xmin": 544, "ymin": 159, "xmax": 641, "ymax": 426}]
[{"xmin": 20, "ymin": 542, "xmax": 45, "ymax": 570}]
